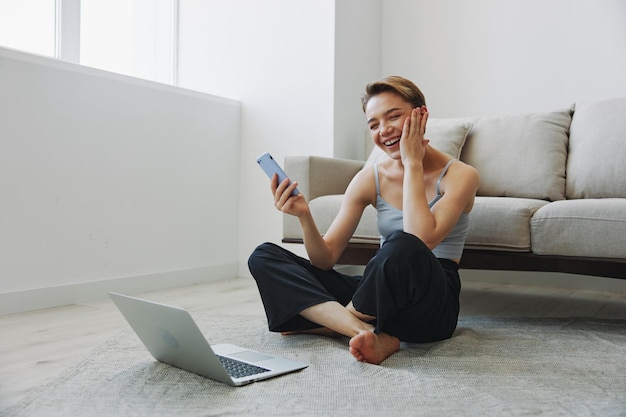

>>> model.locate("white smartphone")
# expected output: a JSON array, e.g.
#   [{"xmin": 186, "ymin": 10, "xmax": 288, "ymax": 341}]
[{"xmin": 256, "ymin": 152, "xmax": 300, "ymax": 196}]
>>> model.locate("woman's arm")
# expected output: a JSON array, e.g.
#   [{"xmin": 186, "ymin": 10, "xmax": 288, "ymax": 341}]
[
  {"xmin": 404, "ymin": 163, "xmax": 479, "ymax": 249},
  {"xmin": 304, "ymin": 167, "xmax": 373, "ymax": 270},
  {"xmin": 401, "ymin": 108, "xmax": 479, "ymax": 249},
  {"xmin": 272, "ymin": 168, "xmax": 373, "ymax": 270}
]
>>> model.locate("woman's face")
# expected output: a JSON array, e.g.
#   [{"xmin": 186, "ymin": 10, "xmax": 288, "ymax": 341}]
[{"xmin": 365, "ymin": 91, "xmax": 413, "ymax": 159}]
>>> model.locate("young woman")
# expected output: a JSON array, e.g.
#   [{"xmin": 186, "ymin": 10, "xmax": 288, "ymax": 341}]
[{"xmin": 248, "ymin": 76, "xmax": 479, "ymax": 365}]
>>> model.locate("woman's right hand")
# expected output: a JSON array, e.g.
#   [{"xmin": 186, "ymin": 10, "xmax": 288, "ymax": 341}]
[{"xmin": 271, "ymin": 174, "xmax": 308, "ymax": 217}]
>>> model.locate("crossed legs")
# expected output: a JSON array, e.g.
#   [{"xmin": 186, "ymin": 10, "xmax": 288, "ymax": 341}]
[
  {"xmin": 248, "ymin": 233, "xmax": 459, "ymax": 365},
  {"xmin": 297, "ymin": 301, "xmax": 400, "ymax": 365}
]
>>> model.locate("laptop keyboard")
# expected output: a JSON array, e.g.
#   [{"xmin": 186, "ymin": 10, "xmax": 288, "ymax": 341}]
[{"xmin": 218, "ymin": 355, "xmax": 270, "ymax": 378}]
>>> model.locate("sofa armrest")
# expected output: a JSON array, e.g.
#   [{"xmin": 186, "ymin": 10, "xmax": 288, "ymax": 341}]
[
  {"xmin": 283, "ymin": 155, "xmax": 365, "ymax": 241},
  {"xmin": 284, "ymin": 156, "xmax": 365, "ymax": 201}
]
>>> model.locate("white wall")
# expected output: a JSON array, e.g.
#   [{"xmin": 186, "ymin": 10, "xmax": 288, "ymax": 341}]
[
  {"xmin": 0, "ymin": 1, "xmax": 384, "ymax": 313},
  {"xmin": 333, "ymin": 0, "xmax": 382, "ymax": 161},
  {"xmin": 0, "ymin": 47, "xmax": 241, "ymax": 314},
  {"xmin": 178, "ymin": 1, "xmax": 351, "ymax": 273},
  {"xmin": 382, "ymin": 0, "xmax": 626, "ymax": 117}
]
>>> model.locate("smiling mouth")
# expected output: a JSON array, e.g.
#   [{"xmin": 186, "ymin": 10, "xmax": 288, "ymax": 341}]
[{"xmin": 383, "ymin": 137, "xmax": 400, "ymax": 147}]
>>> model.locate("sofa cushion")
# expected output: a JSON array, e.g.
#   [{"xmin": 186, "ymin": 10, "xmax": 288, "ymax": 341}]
[
  {"xmin": 566, "ymin": 98, "xmax": 626, "ymax": 199},
  {"xmin": 366, "ymin": 117, "xmax": 473, "ymax": 165},
  {"xmin": 305, "ymin": 195, "xmax": 551, "ymax": 252},
  {"xmin": 464, "ymin": 197, "xmax": 549, "ymax": 252},
  {"xmin": 531, "ymin": 199, "xmax": 626, "ymax": 258},
  {"xmin": 460, "ymin": 109, "xmax": 572, "ymax": 201}
]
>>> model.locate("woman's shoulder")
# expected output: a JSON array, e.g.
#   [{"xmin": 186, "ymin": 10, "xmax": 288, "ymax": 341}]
[
  {"xmin": 450, "ymin": 159, "xmax": 479, "ymax": 180},
  {"xmin": 345, "ymin": 164, "xmax": 377, "ymax": 206},
  {"xmin": 444, "ymin": 159, "xmax": 480, "ymax": 193}
]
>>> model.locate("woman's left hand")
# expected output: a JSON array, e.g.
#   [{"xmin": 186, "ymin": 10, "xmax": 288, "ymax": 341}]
[{"xmin": 400, "ymin": 106, "xmax": 429, "ymax": 167}]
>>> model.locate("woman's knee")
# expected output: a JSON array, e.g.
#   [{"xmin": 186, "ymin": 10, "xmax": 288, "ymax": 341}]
[
  {"xmin": 366, "ymin": 231, "xmax": 437, "ymax": 290},
  {"xmin": 247, "ymin": 242, "xmax": 279, "ymax": 274},
  {"xmin": 382, "ymin": 231, "xmax": 431, "ymax": 260}
]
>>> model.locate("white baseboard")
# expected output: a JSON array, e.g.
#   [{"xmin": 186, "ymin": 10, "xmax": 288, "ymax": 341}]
[{"xmin": 0, "ymin": 263, "xmax": 238, "ymax": 315}]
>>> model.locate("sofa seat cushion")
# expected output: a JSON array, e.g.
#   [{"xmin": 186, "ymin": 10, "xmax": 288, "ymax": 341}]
[
  {"xmin": 566, "ymin": 97, "xmax": 626, "ymax": 198},
  {"xmin": 307, "ymin": 195, "xmax": 551, "ymax": 252},
  {"xmin": 465, "ymin": 197, "xmax": 549, "ymax": 252},
  {"xmin": 308, "ymin": 195, "xmax": 379, "ymax": 244},
  {"xmin": 460, "ymin": 109, "xmax": 572, "ymax": 201},
  {"xmin": 531, "ymin": 199, "xmax": 626, "ymax": 258}
]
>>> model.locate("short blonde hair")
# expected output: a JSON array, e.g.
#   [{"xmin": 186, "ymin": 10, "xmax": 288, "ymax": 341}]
[{"xmin": 361, "ymin": 76, "xmax": 426, "ymax": 112}]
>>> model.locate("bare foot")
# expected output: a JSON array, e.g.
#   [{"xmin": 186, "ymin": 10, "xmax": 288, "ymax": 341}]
[
  {"xmin": 349, "ymin": 330, "xmax": 400, "ymax": 365},
  {"xmin": 281, "ymin": 327, "xmax": 342, "ymax": 338}
]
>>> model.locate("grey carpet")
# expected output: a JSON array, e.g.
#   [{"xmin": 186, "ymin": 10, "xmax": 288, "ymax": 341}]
[{"xmin": 4, "ymin": 315, "xmax": 626, "ymax": 417}]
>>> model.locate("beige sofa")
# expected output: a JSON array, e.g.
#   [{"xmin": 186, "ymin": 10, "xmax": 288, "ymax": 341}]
[{"xmin": 283, "ymin": 97, "xmax": 626, "ymax": 279}]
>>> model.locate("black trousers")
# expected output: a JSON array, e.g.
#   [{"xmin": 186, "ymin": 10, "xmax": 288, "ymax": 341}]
[{"xmin": 247, "ymin": 231, "xmax": 461, "ymax": 343}]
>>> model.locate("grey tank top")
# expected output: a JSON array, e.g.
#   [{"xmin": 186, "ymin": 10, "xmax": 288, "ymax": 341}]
[{"xmin": 374, "ymin": 159, "xmax": 469, "ymax": 260}]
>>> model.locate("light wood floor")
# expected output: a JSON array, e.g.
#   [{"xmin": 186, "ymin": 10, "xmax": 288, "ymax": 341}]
[{"xmin": 1, "ymin": 275, "xmax": 625, "ymax": 410}]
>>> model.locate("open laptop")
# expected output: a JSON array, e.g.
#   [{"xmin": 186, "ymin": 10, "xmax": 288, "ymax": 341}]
[{"xmin": 109, "ymin": 292, "xmax": 307, "ymax": 386}]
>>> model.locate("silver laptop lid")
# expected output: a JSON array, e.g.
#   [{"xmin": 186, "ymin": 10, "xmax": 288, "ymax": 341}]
[{"xmin": 109, "ymin": 292, "xmax": 307, "ymax": 386}]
